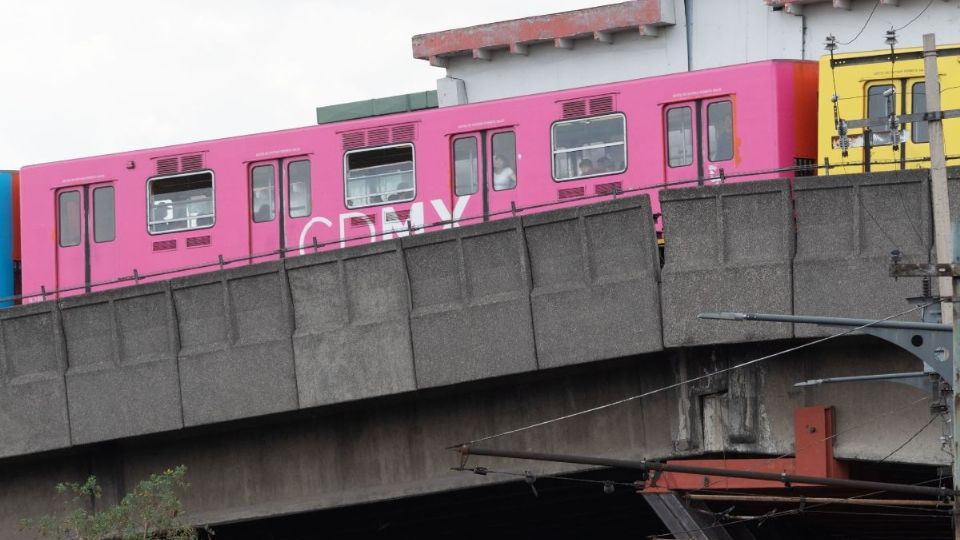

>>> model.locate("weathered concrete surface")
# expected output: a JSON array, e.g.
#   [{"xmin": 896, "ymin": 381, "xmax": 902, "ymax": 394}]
[
  {"xmin": 0, "ymin": 337, "xmax": 938, "ymax": 539},
  {"xmin": 0, "ymin": 194, "xmax": 660, "ymax": 460},
  {"xmin": 525, "ymin": 197, "xmax": 662, "ymax": 368},
  {"xmin": 660, "ymin": 180, "xmax": 794, "ymax": 347},
  {"xmin": 793, "ymin": 170, "xmax": 931, "ymax": 337}
]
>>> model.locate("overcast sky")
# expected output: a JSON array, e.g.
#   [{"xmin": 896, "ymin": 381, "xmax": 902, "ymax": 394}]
[{"xmin": 0, "ymin": 1, "xmax": 617, "ymax": 168}]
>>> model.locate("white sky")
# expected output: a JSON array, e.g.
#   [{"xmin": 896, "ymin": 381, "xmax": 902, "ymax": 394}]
[{"xmin": 0, "ymin": 1, "xmax": 614, "ymax": 168}]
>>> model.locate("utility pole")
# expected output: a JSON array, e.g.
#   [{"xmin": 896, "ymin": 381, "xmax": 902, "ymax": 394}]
[
  {"xmin": 925, "ymin": 33, "xmax": 953, "ymax": 324},
  {"xmin": 921, "ymin": 33, "xmax": 959, "ymax": 540}
]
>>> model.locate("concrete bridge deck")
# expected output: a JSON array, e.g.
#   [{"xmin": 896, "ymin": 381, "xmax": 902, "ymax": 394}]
[{"xmin": 1, "ymin": 168, "xmax": 957, "ymax": 536}]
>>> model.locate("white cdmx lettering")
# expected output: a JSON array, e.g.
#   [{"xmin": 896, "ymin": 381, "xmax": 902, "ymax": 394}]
[{"xmin": 297, "ymin": 196, "xmax": 471, "ymax": 255}]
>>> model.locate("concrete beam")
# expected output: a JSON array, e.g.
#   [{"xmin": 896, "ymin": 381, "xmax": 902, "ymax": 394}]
[
  {"xmin": 508, "ymin": 42, "xmax": 529, "ymax": 55},
  {"xmin": 833, "ymin": 0, "xmax": 851, "ymax": 10},
  {"xmin": 554, "ymin": 37, "xmax": 574, "ymax": 50},
  {"xmin": 428, "ymin": 55, "xmax": 447, "ymax": 68},
  {"xmin": 639, "ymin": 24, "xmax": 659, "ymax": 37},
  {"xmin": 594, "ymin": 31, "xmax": 614, "ymax": 44},
  {"xmin": 472, "ymin": 48, "xmax": 492, "ymax": 61}
]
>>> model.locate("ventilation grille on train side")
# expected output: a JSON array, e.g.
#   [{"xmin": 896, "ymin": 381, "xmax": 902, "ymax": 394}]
[
  {"xmin": 560, "ymin": 94, "xmax": 617, "ymax": 119},
  {"xmin": 341, "ymin": 123, "xmax": 417, "ymax": 150},
  {"xmin": 350, "ymin": 214, "xmax": 376, "ymax": 228},
  {"xmin": 384, "ymin": 209, "xmax": 411, "ymax": 223},
  {"xmin": 154, "ymin": 153, "xmax": 205, "ymax": 175},
  {"xmin": 186, "ymin": 235, "xmax": 211, "ymax": 248},
  {"xmin": 558, "ymin": 187, "xmax": 585, "ymax": 200},
  {"xmin": 152, "ymin": 240, "xmax": 177, "ymax": 251},
  {"xmin": 595, "ymin": 182, "xmax": 622, "ymax": 196}
]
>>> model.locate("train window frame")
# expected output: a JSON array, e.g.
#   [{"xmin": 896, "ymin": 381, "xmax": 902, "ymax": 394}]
[
  {"xmin": 550, "ymin": 112, "xmax": 627, "ymax": 182},
  {"xmin": 666, "ymin": 106, "xmax": 694, "ymax": 168},
  {"xmin": 58, "ymin": 190, "xmax": 81, "ymax": 248},
  {"xmin": 250, "ymin": 164, "xmax": 276, "ymax": 223},
  {"xmin": 343, "ymin": 143, "xmax": 416, "ymax": 209},
  {"xmin": 92, "ymin": 186, "xmax": 115, "ymax": 243},
  {"xmin": 706, "ymin": 100, "xmax": 734, "ymax": 162},
  {"xmin": 287, "ymin": 159, "xmax": 312, "ymax": 218},
  {"xmin": 491, "ymin": 130, "xmax": 518, "ymax": 191},
  {"xmin": 145, "ymin": 170, "xmax": 216, "ymax": 236},
  {"xmin": 452, "ymin": 136, "xmax": 479, "ymax": 196},
  {"xmin": 912, "ymin": 82, "xmax": 929, "ymax": 144}
]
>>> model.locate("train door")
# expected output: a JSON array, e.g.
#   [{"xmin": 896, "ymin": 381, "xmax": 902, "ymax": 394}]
[
  {"xmin": 55, "ymin": 182, "xmax": 118, "ymax": 295},
  {"xmin": 450, "ymin": 128, "xmax": 518, "ymax": 223},
  {"xmin": 248, "ymin": 157, "xmax": 313, "ymax": 261},
  {"xmin": 663, "ymin": 98, "xmax": 736, "ymax": 186},
  {"xmin": 862, "ymin": 78, "xmax": 925, "ymax": 171}
]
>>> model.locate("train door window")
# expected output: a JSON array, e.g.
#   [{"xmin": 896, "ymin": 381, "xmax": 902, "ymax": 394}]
[
  {"xmin": 453, "ymin": 137, "xmax": 479, "ymax": 196},
  {"xmin": 251, "ymin": 165, "xmax": 276, "ymax": 222},
  {"xmin": 92, "ymin": 186, "xmax": 115, "ymax": 243},
  {"xmin": 491, "ymin": 131, "xmax": 517, "ymax": 191},
  {"xmin": 551, "ymin": 113, "xmax": 626, "ymax": 181},
  {"xmin": 58, "ymin": 190, "xmax": 81, "ymax": 247},
  {"xmin": 147, "ymin": 172, "xmax": 214, "ymax": 234},
  {"xmin": 912, "ymin": 82, "xmax": 929, "ymax": 143},
  {"xmin": 288, "ymin": 160, "xmax": 311, "ymax": 218},
  {"xmin": 666, "ymin": 107, "xmax": 693, "ymax": 167},
  {"xmin": 867, "ymin": 84, "xmax": 896, "ymax": 145},
  {"xmin": 344, "ymin": 144, "xmax": 415, "ymax": 208},
  {"xmin": 706, "ymin": 101, "xmax": 733, "ymax": 162}
]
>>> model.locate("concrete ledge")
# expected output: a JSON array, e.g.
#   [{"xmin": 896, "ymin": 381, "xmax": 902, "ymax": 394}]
[
  {"xmin": 793, "ymin": 170, "xmax": 931, "ymax": 336},
  {"xmin": 660, "ymin": 180, "xmax": 794, "ymax": 346},
  {"xmin": 524, "ymin": 195, "xmax": 662, "ymax": 367},
  {"xmin": 404, "ymin": 219, "xmax": 536, "ymax": 387},
  {"xmin": 287, "ymin": 243, "xmax": 416, "ymax": 406},
  {"xmin": 172, "ymin": 263, "xmax": 298, "ymax": 426}
]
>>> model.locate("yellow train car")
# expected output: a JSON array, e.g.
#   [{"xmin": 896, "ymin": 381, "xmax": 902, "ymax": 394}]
[{"xmin": 818, "ymin": 43, "xmax": 960, "ymax": 173}]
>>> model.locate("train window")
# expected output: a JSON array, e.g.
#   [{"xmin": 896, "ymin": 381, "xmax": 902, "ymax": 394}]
[
  {"xmin": 93, "ymin": 186, "xmax": 115, "ymax": 243},
  {"xmin": 58, "ymin": 190, "xmax": 81, "ymax": 247},
  {"xmin": 666, "ymin": 107, "xmax": 693, "ymax": 167},
  {"xmin": 867, "ymin": 84, "xmax": 896, "ymax": 146},
  {"xmin": 912, "ymin": 82, "xmax": 929, "ymax": 143},
  {"xmin": 492, "ymin": 131, "xmax": 517, "ymax": 191},
  {"xmin": 251, "ymin": 165, "xmax": 276, "ymax": 223},
  {"xmin": 453, "ymin": 137, "xmax": 479, "ymax": 196},
  {"xmin": 551, "ymin": 113, "xmax": 626, "ymax": 181},
  {"xmin": 344, "ymin": 144, "xmax": 415, "ymax": 208},
  {"xmin": 288, "ymin": 160, "xmax": 312, "ymax": 218},
  {"xmin": 707, "ymin": 101, "xmax": 733, "ymax": 162},
  {"xmin": 147, "ymin": 171, "xmax": 214, "ymax": 235}
]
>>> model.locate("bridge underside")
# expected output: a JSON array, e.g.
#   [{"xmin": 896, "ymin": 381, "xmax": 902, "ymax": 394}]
[{"xmin": 0, "ymin": 336, "xmax": 947, "ymax": 538}]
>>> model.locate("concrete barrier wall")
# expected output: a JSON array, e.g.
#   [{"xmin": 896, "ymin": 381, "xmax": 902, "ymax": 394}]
[
  {"xmin": 660, "ymin": 180, "xmax": 795, "ymax": 347},
  {"xmin": 0, "ymin": 194, "xmax": 660, "ymax": 460},
  {"xmin": 793, "ymin": 170, "xmax": 931, "ymax": 336}
]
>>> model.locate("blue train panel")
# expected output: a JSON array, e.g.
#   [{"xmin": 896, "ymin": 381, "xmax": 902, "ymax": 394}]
[{"xmin": 0, "ymin": 171, "xmax": 14, "ymax": 307}]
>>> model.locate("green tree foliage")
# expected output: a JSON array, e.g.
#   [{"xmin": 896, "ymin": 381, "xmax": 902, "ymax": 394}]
[{"xmin": 19, "ymin": 465, "xmax": 208, "ymax": 540}]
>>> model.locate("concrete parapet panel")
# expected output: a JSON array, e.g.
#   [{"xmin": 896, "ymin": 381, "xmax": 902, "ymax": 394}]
[
  {"xmin": 287, "ymin": 243, "xmax": 415, "ymax": 407},
  {"xmin": 404, "ymin": 220, "xmax": 536, "ymax": 387},
  {"xmin": 59, "ymin": 284, "xmax": 182, "ymax": 444},
  {"xmin": 794, "ymin": 170, "xmax": 931, "ymax": 336},
  {"xmin": 173, "ymin": 264, "xmax": 298, "ymax": 426},
  {"xmin": 525, "ymin": 195, "xmax": 662, "ymax": 367},
  {"xmin": 661, "ymin": 180, "xmax": 794, "ymax": 347},
  {"xmin": 0, "ymin": 303, "xmax": 70, "ymax": 458}
]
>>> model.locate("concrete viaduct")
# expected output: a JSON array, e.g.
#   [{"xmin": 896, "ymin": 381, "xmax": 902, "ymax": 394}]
[{"xmin": 0, "ymin": 168, "xmax": 955, "ymax": 537}]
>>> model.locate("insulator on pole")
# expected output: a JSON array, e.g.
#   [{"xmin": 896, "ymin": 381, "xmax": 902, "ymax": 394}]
[{"xmin": 824, "ymin": 34, "xmax": 838, "ymax": 52}]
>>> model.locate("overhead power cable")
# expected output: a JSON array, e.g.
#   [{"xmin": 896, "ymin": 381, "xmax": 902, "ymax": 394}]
[
  {"xmin": 838, "ymin": 0, "xmax": 882, "ymax": 46},
  {"xmin": 452, "ymin": 302, "xmax": 930, "ymax": 447},
  {"xmin": 894, "ymin": 0, "xmax": 936, "ymax": 32}
]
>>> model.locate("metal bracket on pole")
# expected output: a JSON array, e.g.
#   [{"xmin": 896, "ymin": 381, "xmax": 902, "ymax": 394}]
[{"xmin": 698, "ymin": 312, "xmax": 952, "ymax": 387}]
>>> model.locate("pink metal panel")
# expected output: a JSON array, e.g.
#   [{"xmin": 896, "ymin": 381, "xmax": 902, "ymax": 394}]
[{"xmin": 19, "ymin": 60, "xmax": 818, "ymax": 301}]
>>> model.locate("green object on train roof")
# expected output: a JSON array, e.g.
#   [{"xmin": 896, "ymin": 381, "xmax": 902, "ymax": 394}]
[{"xmin": 316, "ymin": 91, "xmax": 439, "ymax": 125}]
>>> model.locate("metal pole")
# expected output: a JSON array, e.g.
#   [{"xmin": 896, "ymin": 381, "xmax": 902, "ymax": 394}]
[
  {"xmin": 925, "ymin": 34, "xmax": 952, "ymax": 325},
  {"xmin": 456, "ymin": 446, "xmax": 958, "ymax": 498},
  {"xmin": 686, "ymin": 494, "xmax": 950, "ymax": 508},
  {"xmin": 952, "ymin": 223, "xmax": 960, "ymax": 539}
]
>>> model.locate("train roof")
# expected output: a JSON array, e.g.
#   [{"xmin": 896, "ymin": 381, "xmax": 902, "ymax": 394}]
[{"xmin": 22, "ymin": 58, "xmax": 814, "ymax": 171}]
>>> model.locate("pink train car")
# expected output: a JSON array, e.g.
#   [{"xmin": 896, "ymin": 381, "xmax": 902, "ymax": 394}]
[{"xmin": 20, "ymin": 60, "xmax": 818, "ymax": 300}]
